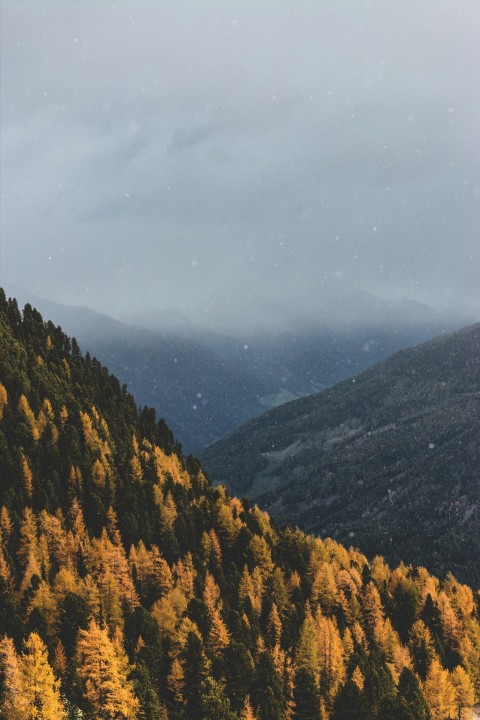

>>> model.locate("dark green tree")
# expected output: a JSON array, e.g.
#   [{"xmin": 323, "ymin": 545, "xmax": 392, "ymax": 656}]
[{"xmin": 292, "ymin": 667, "xmax": 321, "ymax": 720}]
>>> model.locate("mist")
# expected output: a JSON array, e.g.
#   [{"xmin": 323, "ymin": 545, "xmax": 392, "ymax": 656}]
[{"xmin": 1, "ymin": 0, "xmax": 479, "ymax": 330}]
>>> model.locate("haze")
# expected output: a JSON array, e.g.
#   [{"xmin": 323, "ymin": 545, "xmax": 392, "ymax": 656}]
[{"xmin": 1, "ymin": 0, "xmax": 479, "ymax": 330}]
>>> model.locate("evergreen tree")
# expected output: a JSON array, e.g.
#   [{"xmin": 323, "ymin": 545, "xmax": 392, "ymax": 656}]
[
  {"xmin": 332, "ymin": 679, "xmax": 370, "ymax": 720},
  {"xmin": 251, "ymin": 651, "xmax": 284, "ymax": 720},
  {"xmin": 395, "ymin": 667, "xmax": 430, "ymax": 720},
  {"xmin": 292, "ymin": 667, "xmax": 321, "ymax": 720}
]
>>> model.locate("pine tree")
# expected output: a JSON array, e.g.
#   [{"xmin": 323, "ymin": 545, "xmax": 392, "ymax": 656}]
[
  {"xmin": 292, "ymin": 667, "xmax": 321, "ymax": 720},
  {"xmin": 396, "ymin": 667, "xmax": 430, "ymax": 720},
  {"xmin": 199, "ymin": 676, "xmax": 237, "ymax": 720},
  {"xmin": 182, "ymin": 632, "xmax": 209, "ymax": 720},
  {"xmin": 332, "ymin": 678, "xmax": 369, "ymax": 720}
]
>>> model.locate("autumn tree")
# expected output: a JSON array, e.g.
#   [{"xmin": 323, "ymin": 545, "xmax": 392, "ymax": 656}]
[
  {"xmin": 423, "ymin": 658, "xmax": 456, "ymax": 720},
  {"xmin": 76, "ymin": 619, "xmax": 139, "ymax": 719},
  {"xmin": 450, "ymin": 665, "xmax": 475, "ymax": 720},
  {"xmin": 18, "ymin": 632, "xmax": 66, "ymax": 719},
  {"xmin": 0, "ymin": 636, "xmax": 27, "ymax": 720}
]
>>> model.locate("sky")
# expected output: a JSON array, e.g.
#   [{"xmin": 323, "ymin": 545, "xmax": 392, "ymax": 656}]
[{"xmin": 1, "ymin": 0, "xmax": 479, "ymax": 329}]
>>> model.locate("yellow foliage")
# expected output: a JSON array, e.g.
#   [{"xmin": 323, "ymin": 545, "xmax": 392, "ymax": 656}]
[
  {"xmin": 208, "ymin": 607, "xmax": 230, "ymax": 653},
  {"xmin": 160, "ymin": 491, "xmax": 178, "ymax": 531},
  {"xmin": 154, "ymin": 445, "xmax": 191, "ymax": 487},
  {"xmin": 29, "ymin": 580, "xmax": 59, "ymax": 635},
  {"xmin": 130, "ymin": 454, "xmax": 143, "ymax": 482},
  {"xmin": 311, "ymin": 562, "xmax": 338, "ymax": 613},
  {"xmin": 68, "ymin": 465, "xmax": 83, "ymax": 496},
  {"xmin": 267, "ymin": 603, "xmax": 282, "ymax": 647},
  {"xmin": 217, "ymin": 502, "xmax": 242, "ymax": 546},
  {"xmin": 0, "ymin": 382, "xmax": 8, "ymax": 419},
  {"xmin": 91, "ymin": 458, "xmax": 107, "ymax": 488},
  {"xmin": 362, "ymin": 582, "xmax": 384, "ymax": 630},
  {"xmin": 150, "ymin": 546, "xmax": 174, "ymax": 595},
  {"xmin": 81, "ymin": 411, "xmax": 103, "ymax": 454},
  {"xmin": 203, "ymin": 571, "xmax": 222, "ymax": 615},
  {"xmin": 168, "ymin": 658, "xmax": 185, "ymax": 703},
  {"xmin": 20, "ymin": 452, "xmax": 33, "ymax": 499},
  {"xmin": 0, "ymin": 635, "xmax": 28, "ymax": 720},
  {"xmin": 248, "ymin": 534, "xmax": 274, "ymax": 574},
  {"xmin": 19, "ymin": 632, "xmax": 67, "ymax": 719},
  {"xmin": 77, "ymin": 619, "xmax": 139, "ymax": 719},
  {"xmin": 450, "ymin": 665, "xmax": 475, "ymax": 719},
  {"xmin": 423, "ymin": 659, "xmax": 456, "ymax": 720},
  {"xmin": 0, "ymin": 506, "xmax": 12, "ymax": 541},
  {"xmin": 173, "ymin": 552, "xmax": 196, "ymax": 599},
  {"xmin": 352, "ymin": 665, "xmax": 365, "ymax": 690},
  {"xmin": 315, "ymin": 608, "xmax": 346, "ymax": 696},
  {"xmin": 18, "ymin": 394, "xmax": 40, "ymax": 440},
  {"xmin": 152, "ymin": 596, "xmax": 179, "ymax": 641},
  {"xmin": 61, "ymin": 357, "xmax": 71, "ymax": 377},
  {"xmin": 241, "ymin": 696, "xmax": 259, "ymax": 720}
]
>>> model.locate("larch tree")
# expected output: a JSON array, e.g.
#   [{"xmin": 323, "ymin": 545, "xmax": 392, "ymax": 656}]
[
  {"xmin": 450, "ymin": 665, "xmax": 475, "ymax": 720},
  {"xmin": 207, "ymin": 607, "xmax": 230, "ymax": 654},
  {"xmin": 0, "ymin": 382, "xmax": 8, "ymax": 419},
  {"xmin": 240, "ymin": 695, "xmax": 259, "ymax": 720},
  {"xmin": 76, "ymin": 619, "xmax": 139, "ymax": 720},
  {"xmin": 409, "ymin": 619, "xmax": 437, "ymax": 680},
  {"xmin": 423, "ymin": 658, "xmax": 456, "ymax": 720},
  {"xmin": 0, "ymin": 636, "xmax": 28, "ymax": 720},
  {"xmin": 18, "ymin": 632, "xmax": 66, "ymax": 720},
  {"xmin": 315, "ymin": 609, "xmax": 346, "ymax": 698}
]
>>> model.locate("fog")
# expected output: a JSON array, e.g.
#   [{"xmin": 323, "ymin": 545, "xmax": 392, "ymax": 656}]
[{"xmin": 1, "ymin": 0, "xmax": 479, "ymax": 330}]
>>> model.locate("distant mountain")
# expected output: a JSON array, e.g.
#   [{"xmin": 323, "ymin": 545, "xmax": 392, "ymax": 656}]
[
  {"xmin": 4, "ymin": 288, "xmax": 269, "ymax": 451},
  {"xmin": 202, "ymin": 323, "xmax": 480, "ymax": 586},
  {"xmin": 4, "ymin": 285, "xmax": 470, "ymax": 452}
]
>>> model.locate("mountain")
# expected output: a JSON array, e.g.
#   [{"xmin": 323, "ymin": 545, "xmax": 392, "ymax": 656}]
[
  {"xmin": 202, "ymin": 323, "xmax": 480, "ymax": 587},
  {"xmin": 1, "ymin": 289, "xmax": 479, "ymax": 719},
  {"xmin": 4, "ymin": 288, "xmax": 270, "ymax": 451},
  {"xmin": 4, "ymin": 286, "xmax": 468, "ymax": 453}
]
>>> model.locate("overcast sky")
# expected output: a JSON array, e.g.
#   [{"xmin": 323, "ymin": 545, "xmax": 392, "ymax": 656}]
[{"xmin": 1, "ymin": 0, "xmax": 479, "ymax": 328}]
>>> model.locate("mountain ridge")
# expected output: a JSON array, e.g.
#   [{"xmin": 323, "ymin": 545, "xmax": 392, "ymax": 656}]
[
  {"xmin": 3, "ymin": 285, "xmax": 469, "ymax": 453},
  {"xmin": 201, "ymin": 322, "xmax": 480, "ymax": 587}
]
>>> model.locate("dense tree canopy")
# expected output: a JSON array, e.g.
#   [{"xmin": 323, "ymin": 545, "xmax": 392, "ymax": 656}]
[{"xmin": 0, "ymin": 289, "xmax": 479, "ymax": 719}]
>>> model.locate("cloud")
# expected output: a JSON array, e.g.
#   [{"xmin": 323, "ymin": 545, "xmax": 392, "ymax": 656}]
[{"xmin": 1, "ymin": 0, "xmax": 479, "ymax": 324}]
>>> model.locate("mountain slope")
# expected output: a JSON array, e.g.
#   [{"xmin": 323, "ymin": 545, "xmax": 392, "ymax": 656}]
[
  {"xmin": 6, "ymin": 286, "xmax": 468, "ymax": 453},
  {"xmin": 202, "ymin": 323, "xmax": 480, "ymax": 586},
  {"xmin": 4, "ymin": 289, "xmax": 270, "ymax": 451},
  {"xmin": 1, "ymin": 289, "xmax": 479, "ymax": 719}
]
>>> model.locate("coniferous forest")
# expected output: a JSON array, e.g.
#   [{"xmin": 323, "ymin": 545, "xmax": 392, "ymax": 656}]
[{"xmin": 0, "ymin": 288, "xmax": 479, "ymax": 720}]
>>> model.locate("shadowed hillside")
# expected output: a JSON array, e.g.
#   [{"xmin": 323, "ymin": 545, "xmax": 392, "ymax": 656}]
[{"xmin": 202, "ymin": 324, "xmax": 480, "ymax": 587}]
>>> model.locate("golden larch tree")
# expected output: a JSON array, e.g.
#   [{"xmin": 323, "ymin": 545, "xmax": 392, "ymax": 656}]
[
  {"xmin": 423, "ymin": 658, "xmax": 456, "ymax": 720},
  {"xmin": 0, "ymin": 382, "xmax": 8, "ymax": 420},
  {"xmin": 18, "ymin": 632, "xmax": 66, "ymax": 719},
  {"xmin": 450, "ymin": 665, "xmax": 475, "ymax": 720},
  {"xmin": 0, "ymin": 636, "xmax": 28, "ymax": 720},
  {"xmin": 76, "ymin": 619, "xmax": 139, "ymax": 720}
]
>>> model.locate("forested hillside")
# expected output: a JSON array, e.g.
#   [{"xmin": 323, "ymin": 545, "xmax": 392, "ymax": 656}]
[
  {"xmin": 0, "ymin": 289, "xmax": 479, "ymax": 720},
  {"xmin": 202, "ymin": 323, "xmax": 480, "ymax": 587}
]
